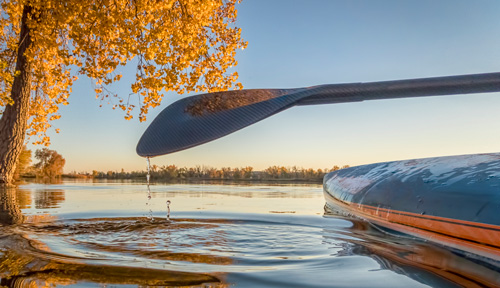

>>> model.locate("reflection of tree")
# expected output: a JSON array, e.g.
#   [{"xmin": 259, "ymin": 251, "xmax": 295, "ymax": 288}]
[
  {"xmin": 16, "ymin": 188, "xmax": 32, "ymax": 209},
  {"xmin": 0, "ymin": 187, "xmax": 63, "ymax": 225},
  {"xmin": 0, "ymin": 262, "xmax": 226, "ymax": 287},
  {"xmin": 0, "ymin": 188, "xmax": 24, "ymax": 224},
  {"xmin": 0, "ymin": 220, "xmax": 229, "ymax": 287},
  {"xmin": 35, "ymin": 190, "xmax": 65, "ymax": 209}
]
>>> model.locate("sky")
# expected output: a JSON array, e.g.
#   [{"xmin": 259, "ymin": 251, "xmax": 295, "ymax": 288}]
[{"xmin": 27, "ymin": 0, "xmax": 500, "ymax": 173}]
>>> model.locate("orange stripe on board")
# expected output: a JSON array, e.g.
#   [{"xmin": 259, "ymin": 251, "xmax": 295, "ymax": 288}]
[
  {"xmin": 359, "ymin": 204, "xmax": 500, "ymax": 232},
  {"xmin": 354, "ymin": 204, "xmax": 500, "ymax": 248}
]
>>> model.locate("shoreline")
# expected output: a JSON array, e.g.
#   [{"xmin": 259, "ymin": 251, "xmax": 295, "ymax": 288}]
[{"xmin": 21, "ymin": 175, "xmax": 324, "ymax": 185}]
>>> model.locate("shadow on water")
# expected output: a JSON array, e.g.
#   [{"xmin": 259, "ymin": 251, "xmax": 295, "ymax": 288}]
[{"xmin": 0, "ymin": 185, "xmax": 499, "ymax": 287}]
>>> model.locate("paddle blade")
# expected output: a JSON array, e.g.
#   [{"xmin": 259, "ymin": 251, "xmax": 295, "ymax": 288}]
[{"xmin": 136, "ymin": 89, "xmax": 303, "ymax": 157}]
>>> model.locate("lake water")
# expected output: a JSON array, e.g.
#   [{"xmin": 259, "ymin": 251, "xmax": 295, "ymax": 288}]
[{"xmin": 0, "ymin": 180, "xmax": 499, "ymax": 287}]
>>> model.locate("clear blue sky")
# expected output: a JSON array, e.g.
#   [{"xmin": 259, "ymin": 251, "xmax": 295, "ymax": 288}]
[{"xmin": 30, "ymin": 0, "xmax": 500, "ymax": 173}]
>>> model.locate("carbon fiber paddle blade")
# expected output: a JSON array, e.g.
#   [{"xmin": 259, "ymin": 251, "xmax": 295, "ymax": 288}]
[{"xmin": 136, "ymin": 89, "xmax": 305, "ymax": 157}]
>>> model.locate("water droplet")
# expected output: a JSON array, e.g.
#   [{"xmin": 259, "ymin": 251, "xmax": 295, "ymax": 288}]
[
  {"xmin": 146, "ymin": 157, "xmax": 151, "ymax": 176},
  {"xmin": 146, "ymin": 157, "xmax": 154, "ymax": 222},
  {"xmin": 166, "ymin": 200, "xmax": 171, "ymax": 221}
]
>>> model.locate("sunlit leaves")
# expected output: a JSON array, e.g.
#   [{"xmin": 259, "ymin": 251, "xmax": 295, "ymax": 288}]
[
  {"xmin": 33, "ymin": 147, "xmax": 65, "ymax": 178},
  {"xmin": 0, "ymin": 0, "xmax": 246, "ymax": 145}
]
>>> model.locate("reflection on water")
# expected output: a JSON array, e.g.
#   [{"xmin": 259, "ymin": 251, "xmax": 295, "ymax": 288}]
[
  {"xmin": 16, "ymin": 189, "xmax": 32, "ymax": 209},
  {"xmin": 0, "ymin": 180, "xmax": 499, "ymax": 287},
  {"xmin": 0, "ymin": 186, "xmax": 65, "ymax": 224},
  {"xmin": 34, "ymin": 190, "xmax": 65, "ymax": 209},
  {"xmin": 0, "ymin": 229, "xmax": 224, "ymax": 287},
  {"xmin": 329, "ymin": 218, "xmax": 500, "ymax": 287},
  {"xmin": 0, "ymin": 188, "xmax": 24, "ymax": 224}
]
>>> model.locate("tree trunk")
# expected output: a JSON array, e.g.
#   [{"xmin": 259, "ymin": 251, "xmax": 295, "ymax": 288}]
[{"xmin": 0, "ymin": 5, "xmax": 33, "ymax": 186}]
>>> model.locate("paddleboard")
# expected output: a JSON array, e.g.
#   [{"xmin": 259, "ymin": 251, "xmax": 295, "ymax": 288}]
[{"xmin": 323, "ymin": 153, "xmax": 500, "ymax": 262}]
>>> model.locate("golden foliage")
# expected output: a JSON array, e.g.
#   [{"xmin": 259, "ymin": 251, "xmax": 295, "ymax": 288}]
[
  {"xmin": 13, "ymin": 145, "xmax": 31, "ymax": 179},
  {"xmin": 0, "ymin": 0, "xmax": 247, "ymax": 145},
  {"xmin": 33, "ymin": 148, "xmax": 65, "ymax": 178}
]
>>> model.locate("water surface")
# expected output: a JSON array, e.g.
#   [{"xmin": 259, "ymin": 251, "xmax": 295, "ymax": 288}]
[{"xmin": 0, "ymin": 180, "xmax": 498, "ymax": 287}]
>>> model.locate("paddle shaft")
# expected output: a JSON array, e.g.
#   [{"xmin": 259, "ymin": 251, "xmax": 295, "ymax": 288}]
[{"xmin": 297, "ymin": 72, "xmax": 500, "ymax": 106}]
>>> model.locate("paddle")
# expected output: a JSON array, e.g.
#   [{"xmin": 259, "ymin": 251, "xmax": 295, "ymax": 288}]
[{"xmin": 136, "ymin": 72, "xmax": 500, "ymax": 157}]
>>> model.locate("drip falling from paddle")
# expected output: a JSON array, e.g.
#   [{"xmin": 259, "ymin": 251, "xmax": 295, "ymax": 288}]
[
  {"xmin": 146, "ymin": 157, "xmax": 154, "ymax": 222},
  {"xmin": 166, "ymin": 200, "xmax": 171, "ymax": 221},
  {"xmin": 146, "ymin": 157, "xmax": 172, "ymax": 222}
]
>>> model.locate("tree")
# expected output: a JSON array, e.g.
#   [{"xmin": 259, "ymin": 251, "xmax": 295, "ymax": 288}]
[
  {"xmin": 232, "ymin": 167, "xmax": 240, "ymax": 179},
  {"xmin": 241, "ymin": 166, "xmax": 253, "ymax": 179},
  {"xmin": 0, "ymin": 0, "xmax": 246, "ymax": 185},
  {"xmin": 33, "ymin": 148, "xmax": 65, "ymax": 178}
]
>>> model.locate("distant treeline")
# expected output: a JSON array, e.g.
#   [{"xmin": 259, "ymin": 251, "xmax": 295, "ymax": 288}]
[{"xmin": 65, "ymin": 165, "xmax": 350, "ymax": 182}]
